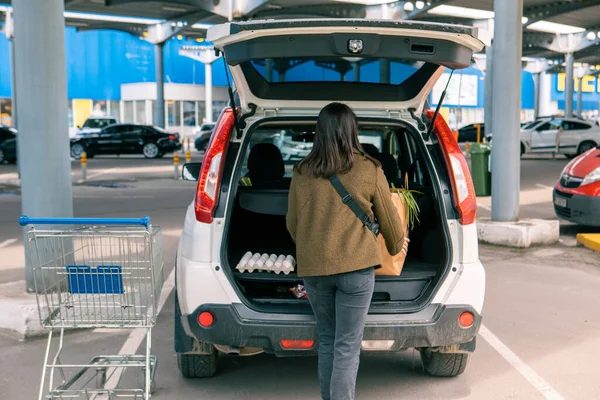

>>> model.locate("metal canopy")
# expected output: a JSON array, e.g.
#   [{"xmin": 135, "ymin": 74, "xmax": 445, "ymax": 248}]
[{"xmin": 2, "ymin": 0, "xmax": 600, "ymax": 62}]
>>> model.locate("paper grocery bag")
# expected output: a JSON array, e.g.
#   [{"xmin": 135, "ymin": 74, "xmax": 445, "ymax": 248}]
[{"xmin": 376, "ymin": 192, "xmax": 409, "ymax": 276}]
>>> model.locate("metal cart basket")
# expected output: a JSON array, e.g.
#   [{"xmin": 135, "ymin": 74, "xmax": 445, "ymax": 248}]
[{"xmin": 20, "ymin": 216, "xmax": 164, "ymax": 400}]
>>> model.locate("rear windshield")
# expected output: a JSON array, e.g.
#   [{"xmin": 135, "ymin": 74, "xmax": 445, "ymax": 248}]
[
  {"xmin": 239, "ymin": 123, "xmax": 427, "ymax": 190},
  {"xmin": 250, "ymin": 58, "xmax": 425, "ymax": 84}
]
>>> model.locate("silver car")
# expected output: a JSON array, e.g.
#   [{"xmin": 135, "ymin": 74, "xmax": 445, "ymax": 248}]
[{"xmin": 520, "ymin": 117, "xmax": 600, "ymax": 157}]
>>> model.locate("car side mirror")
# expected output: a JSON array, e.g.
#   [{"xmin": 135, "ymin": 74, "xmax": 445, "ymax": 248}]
[{"xmin": 182, "ymin": 162, "xmax": 202, "ymax": 181}]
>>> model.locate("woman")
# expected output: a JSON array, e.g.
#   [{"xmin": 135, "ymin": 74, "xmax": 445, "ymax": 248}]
[{"xmin": 286, "ymin": 102, "xmax": 408, "ymax": 400}]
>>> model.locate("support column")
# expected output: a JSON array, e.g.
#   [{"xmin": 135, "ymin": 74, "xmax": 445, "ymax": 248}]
[
  {"xmin": 484, "ymin": 46, "xmax": 493, "ymax": 135},
  {"xmin": 13, "ymin": 0, "xmax": 73, "ymax": 290},
  {"xmin": 565, "ymin": 52, "xmax": 574, "ymax": 118},
  {"xmin": 533, "ymin": 72, "xmax": 541, "ymax": 119},
  {"xmin": 154, "ymin": 43, "xmax": 165, "ymax": 128},
  {"xmin": 491, "ymin": 0, "xmax": 523, "ymax": 222},
  {"xmin": 577, "ymin": 76, "xmax": 583, "ymax": 117},
  {"xmin": 380, "ymin": 59, "xmax": 390, "ymax": 84},
  {"xmin": 353, "ymin": 62, "xmax": 360, "ymax": 82},
  {"xmin": 205, "ymin": 61, "xmax": 213, "ymax": 123}
]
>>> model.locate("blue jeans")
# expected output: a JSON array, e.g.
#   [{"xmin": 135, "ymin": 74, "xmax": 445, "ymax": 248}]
[{"xmin": 303, "ymin": 267, "xmax": 375, "ymax": 400}]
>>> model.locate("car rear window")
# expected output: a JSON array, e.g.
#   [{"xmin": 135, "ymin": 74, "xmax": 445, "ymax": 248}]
[
  {"xmin": 250, "ymin": 57, "xmax": 425, "ymax": 84},
  {"xmin": 239, "ymin": 124, "xmax": 415, "ymax": 186}
]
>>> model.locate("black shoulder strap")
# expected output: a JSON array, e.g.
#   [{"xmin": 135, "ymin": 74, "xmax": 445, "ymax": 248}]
[{"xmin": 329, "ymin": 174, "xmax": 380, "ymax": 235}]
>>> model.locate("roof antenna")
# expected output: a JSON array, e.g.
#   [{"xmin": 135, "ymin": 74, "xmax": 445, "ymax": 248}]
[
  {"xmin": 425, "ymin": 69, "xmax": 455, "ymax": 142},
  {"xmin": 222, "ymin": 54, "xmax": 241, "ymax": 138}
]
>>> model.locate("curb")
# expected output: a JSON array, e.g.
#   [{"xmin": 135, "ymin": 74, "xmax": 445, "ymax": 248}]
[
  {"xmin": 477, "ymin": 218, "xmax": 560, "ymax": 248},
  {"xmin": 0, "ymin": 281, "xmax": 46, "ymax": 340}
]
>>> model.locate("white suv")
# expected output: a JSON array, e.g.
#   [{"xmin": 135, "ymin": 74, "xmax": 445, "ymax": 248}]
[{"xmin": 175, "ymin": 19, "xmax": 487, "ymax": 379}]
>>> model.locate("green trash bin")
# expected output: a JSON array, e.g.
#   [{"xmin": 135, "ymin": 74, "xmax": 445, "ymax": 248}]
[{"xmin": 470, "ymin": 142, "xmax": 492, "ymax": 196}]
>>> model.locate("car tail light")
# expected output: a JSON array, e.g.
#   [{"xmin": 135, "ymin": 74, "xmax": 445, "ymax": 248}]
[
  {"xmin": 195, "ymin": 108, "xmax": 235, "ymax": 223},
  {"xmin": 426, "ymin": 111, "xmax": 477, "ymax": 225},
  {"xmin": 168, "ymin": 134, "xmax": 177, "ymax": 141},
  {"xmin": 458, "ymin": 311, "xmax": 474, "ymax": 328},
  {"xmin": 198, "ymin": 311, "xmax": 214, "ymax": 327},
  {"xmin": 280, "ymin": 339, "xmax": 315, "ymax": 350}
]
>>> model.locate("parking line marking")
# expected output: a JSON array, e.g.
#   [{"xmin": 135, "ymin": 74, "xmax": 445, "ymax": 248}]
[
  {"xmin": 76, "ymin": 167, "xmax": 118, "ymax": 184},
  {"xmin": 536, "ymin": 184, "xmax": 553, "ymax": 190},
  {"xmin": 480, "ymin": 324, "xmax": 565, "ymax": 400},
  {"xmin": 99, "ymin": 268, "xmax": 176, "ymax": 395},
  {"xmin": 0, "ymin": 238, "xmax": 17, "ymax": 249}
]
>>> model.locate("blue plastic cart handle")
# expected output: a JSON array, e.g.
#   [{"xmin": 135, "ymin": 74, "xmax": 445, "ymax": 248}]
[{"xmin": 19, "ymin": 215, "xmax": 151, "ymax": 228}]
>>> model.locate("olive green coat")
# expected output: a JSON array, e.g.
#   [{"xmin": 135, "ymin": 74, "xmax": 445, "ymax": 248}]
[{"xmin": 286, "ymin": 154, "xmax": 405, "ymax": 277}]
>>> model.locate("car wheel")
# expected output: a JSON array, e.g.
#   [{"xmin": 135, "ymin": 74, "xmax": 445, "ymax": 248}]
[
  {"xmin": 0, "ymin": 148, "xmax": 5, "ymax": 164},
  {"xmin": 70, "ymin": 143, "xmax": 86, "ymax": 159},
  {"xmin": 143, "ymin": 143, "xmax": 160, "ymax": 159},
  {"xmin": 420, "ymin": 348, "xmax": 469, "ymax": 377},
  {"xmin": 577, "ymin": 141, "xmax": 596, "ymax": 155},
  {"xmin": 177, "ymin": 352, "xmax": 218, "ymax": 378},
  {"xmin": 520, "ymin": 143, "xmax": 525, "ymax": 157}
]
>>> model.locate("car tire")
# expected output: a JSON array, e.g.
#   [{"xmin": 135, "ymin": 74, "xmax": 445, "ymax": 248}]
[
  {"xmin": 70, "ymin": 143, "xmax": 86, "ymax": 160},
  {"xmin": 577, "ymin": 141, "xmax": 596, "ymax": 155},
  {"xmin": 0, "ymin": 148, "xmax": 5, "ymax": 164},
  {"xmin": 520, "ymin": 143, "xmax": 525, "ymax": 157},
  {"xmin": 177, "ymin": 352, "xmax": 218, "ymax": 378},
  {"xmin": 142, "ymin": 143, "xmax": 160, "ymax": 159},
  {"xmin": 420, "ymin": 349, "xmax": 469, "ymax": 377}
]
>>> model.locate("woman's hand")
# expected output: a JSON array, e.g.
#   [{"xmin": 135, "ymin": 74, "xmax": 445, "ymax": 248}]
[{"xmin": 401, "ymin": 237, "xmax": 410, "ymax": 256}]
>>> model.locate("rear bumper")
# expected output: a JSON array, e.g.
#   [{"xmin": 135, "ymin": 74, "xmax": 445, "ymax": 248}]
[
  {"xmin": 181, "ymin": 303, "xmax": 480, "ymax": 356},
  {"xmin": 554, "ymin": 189, "xmax": 600, "ymax": 226}
]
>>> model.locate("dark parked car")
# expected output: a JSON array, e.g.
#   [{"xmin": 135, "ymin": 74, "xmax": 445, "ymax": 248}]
[
  {"xmin": 457, "ymin": 123, "xmax": 485, "ymax": 143},
  {"xmin": 0, "ymin": 125, "xmax": 17, "ymax": 164},
  {"xmin": 194, "ymin": 123, "xmax": 216, "ymax": 151},
  {"xmin": 70, "ymin": 124, "xmax": 181, "ymax": 159}
]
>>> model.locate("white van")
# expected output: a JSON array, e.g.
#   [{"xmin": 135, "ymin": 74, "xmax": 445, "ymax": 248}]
[{"xmin": 175, "ymin": 19, "xmax": 487, "ymax": 379}]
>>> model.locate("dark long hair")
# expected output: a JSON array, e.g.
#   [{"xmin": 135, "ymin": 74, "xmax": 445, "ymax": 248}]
[{"xmin": 296, "ymin": 102, "xmax": 379, "ymax": 178}]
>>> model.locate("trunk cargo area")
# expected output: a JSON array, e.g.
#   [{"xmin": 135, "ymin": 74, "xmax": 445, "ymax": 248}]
[{"xmin": 223, "ymin": 119, "xmax": 450, "ymax": 313}]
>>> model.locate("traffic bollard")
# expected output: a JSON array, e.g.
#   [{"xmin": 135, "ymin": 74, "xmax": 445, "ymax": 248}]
[
  {"xmin": 174, "ymin": 153, "xmax": 180, "ymax": 180},
  {"xmin": 185, "ymin": 149, "xmax": 191, "ymax": 163},
  {"xmin": 81, "ymin": 152, "xmax": 87, "ymax": 181},
  {"xmin": 465, "ymin": 142, "xmax": 471, "ymax": 152},
  {"xmin": 187, "ymin": 137, "xmax": 191, "ymax": 151}
]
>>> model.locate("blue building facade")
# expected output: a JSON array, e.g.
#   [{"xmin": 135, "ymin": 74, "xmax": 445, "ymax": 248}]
[{"xmin": 0, "ymin": 26, "xmax": 554, "ymax": 128}]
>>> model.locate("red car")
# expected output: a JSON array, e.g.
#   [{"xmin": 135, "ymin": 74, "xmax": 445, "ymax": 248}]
[{"xmin": 554, "ymin": 145, "xmax": 600, "ymax": 226}]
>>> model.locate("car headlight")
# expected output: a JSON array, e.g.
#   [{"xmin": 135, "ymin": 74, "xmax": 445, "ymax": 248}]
[{"xmin": 582, "ymin": 167, "xmax": 600, "ymax": 186}]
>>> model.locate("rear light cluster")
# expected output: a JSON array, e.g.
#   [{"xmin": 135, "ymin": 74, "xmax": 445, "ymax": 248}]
[
  {"xmin": 195, "ymin": 108, "xmax": 236, "ymax": 223},
  {"xmin": 426, "ymin": 111, "xmax": 477, "ymax": 225},
  {"xmin": 168, "ymin": 134, "xmax": 178, "ymax": 141}
]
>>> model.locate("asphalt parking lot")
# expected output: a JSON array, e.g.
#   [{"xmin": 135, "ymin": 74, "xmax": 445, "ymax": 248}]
[{"xmin": 1, "ymin": 154, "xmax": 600, "ymax": 399}]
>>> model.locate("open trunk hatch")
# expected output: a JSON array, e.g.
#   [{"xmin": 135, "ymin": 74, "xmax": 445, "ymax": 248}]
[
  {"xmin": 207, "ymin": 19, "xmax": 487, "ymax": 112},
  {"xmin": 222, "ymin": 118, "xmax": 452, "ymax": 314}
]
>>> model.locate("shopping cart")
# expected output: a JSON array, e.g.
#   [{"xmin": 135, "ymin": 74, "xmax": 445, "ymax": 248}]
[{"xmin": 19, "ymin": 216, "xmax": 164, "ymax": 400}]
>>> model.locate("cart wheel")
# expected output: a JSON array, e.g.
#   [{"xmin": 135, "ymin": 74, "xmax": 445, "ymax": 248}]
[
  {"xmin": 95, "ymin": 367, "xmax": 107, "ymax": 389},
  {"xmin": 137, "ymin": 367, "xmax": 156, "ymax": 394}
]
